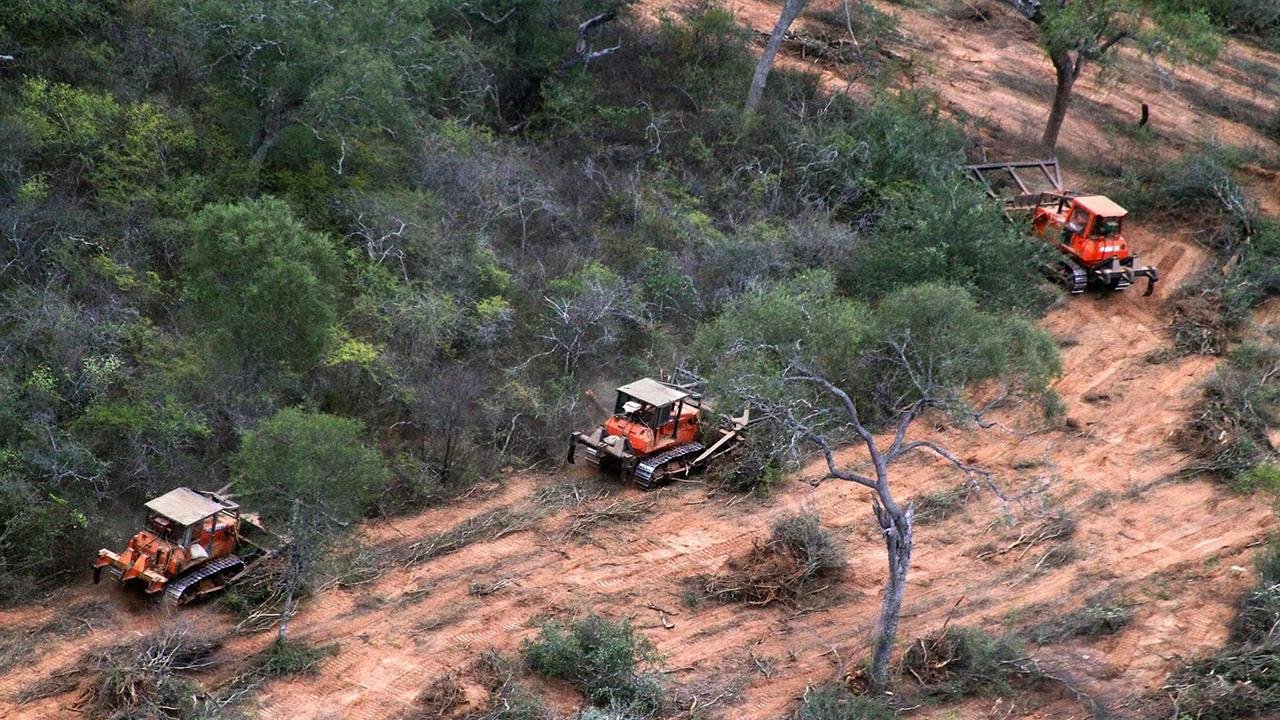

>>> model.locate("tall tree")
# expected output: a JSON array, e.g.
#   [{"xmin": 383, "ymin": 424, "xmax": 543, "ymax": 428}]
[
  {"xmin": 171, "ymin": 0, "xmax": 481, "ymax": 173},
  {"xmin": 746, "ymin": 0, "xmax": 809, "ymax": 112},
  {"xmin": 233, "ymin": 408, "xmax": 388, "ymax": 640},
  {"xmin": 1005, "ymin": 0, "xmax": 1219, "ymax": 152},
  {"xmin": 184, "ymin": 197, "xmax": 340, "ymax": 372},
  {"xmin": 693, "ymin": 276, "xmax": 1059, "ymax": 690}
]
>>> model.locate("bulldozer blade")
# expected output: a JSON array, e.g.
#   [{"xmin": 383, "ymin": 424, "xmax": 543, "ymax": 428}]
[{"xmin": 1141, "ymin": 267, "xmax": 1158, "ymax": 296}]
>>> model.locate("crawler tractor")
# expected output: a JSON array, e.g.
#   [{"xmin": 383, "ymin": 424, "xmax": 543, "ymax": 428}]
[
  {"xmin": 568, "ymin": 378, "xmax": 747, "ymax": 488},
  {"xmin": 93, "ymin": 487, "xmax": 278, "ymax": 606},
  {"xmin": 967, "ymin": 159, "xmax": 1158, "ymax": 295}
]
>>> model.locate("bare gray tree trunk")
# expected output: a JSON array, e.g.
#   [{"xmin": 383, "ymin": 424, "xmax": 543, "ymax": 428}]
[
  {"xmin": 869, "ymin": 501, "xmax": 913, "ymax": 691},
  {"xmin": 1041, "ymin": 49, "xmax": 1083, "ymax": 153},
  {"xmin": 746, "ymin": 0, "xmax": 808, "ymax": 113},
  {"xmin": 278, "ymin": 584, "xmax": 296, "ymax": 641}
]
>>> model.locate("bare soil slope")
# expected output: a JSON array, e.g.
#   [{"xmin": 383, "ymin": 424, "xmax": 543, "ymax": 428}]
[{"xmin": 3, "ymin": 3, "xmax": 1280, "ymax": 719}]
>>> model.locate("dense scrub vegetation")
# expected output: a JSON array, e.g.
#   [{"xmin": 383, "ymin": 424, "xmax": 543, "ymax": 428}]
[{"xmin": 0, "ymin": 0, "xmax": 1060, "ymax": 604}]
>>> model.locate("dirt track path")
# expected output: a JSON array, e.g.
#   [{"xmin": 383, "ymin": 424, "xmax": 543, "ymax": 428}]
[{"xmin": 3, "ymin": 1, "xmax": 1279, "ymax": 717}]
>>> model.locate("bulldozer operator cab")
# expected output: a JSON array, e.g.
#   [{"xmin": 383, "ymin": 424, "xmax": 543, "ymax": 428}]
[
  {"xmin": 144, "ymin": 488, "xmax": 239, "ymax": 551},
  {"xmin": 605, "ymin": 378, "xmax": 701, "ymax": 456}
]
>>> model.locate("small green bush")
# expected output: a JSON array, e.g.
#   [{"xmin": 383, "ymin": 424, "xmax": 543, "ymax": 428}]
[
  {"xmin": 1236, "ymin": 464, "xmax": 1280, "ymax": 494},
  {"xmin": 254, "ymin": 638, "xmax": 335, "ymax": 679},
  {"xmin": 522, "ymin": 615, "xmax": 662, "ymax": 714},
  {"xmin": 792, "ymin": 683, "xmax": 894, "ymax": 720}
]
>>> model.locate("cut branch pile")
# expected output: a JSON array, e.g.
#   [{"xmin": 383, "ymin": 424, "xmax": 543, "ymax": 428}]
[
  {"xmin": 394, "ymin": 507, "xmax": 538, "ymax": 568},
  {"xmin": 559, "ymin": 497, "xmax": 656, "ymax": 541},
  {"xmin": 976, "ymin": 513, "xmax": 1075, "ymax": 561},
  {"xmin": 700, "ymin": 540, "xmax": 814, "ymax": 606},
  {"xmin": 215, "ymin": 639, "xmax": 336, "ymax": 708},
  {"xmin": 900, "ymin": 626, "xmax": 1038, "ymax": 699},
  {"xmin": 698, "ymin": 512, "xmax": 845, "ymax": 606},
  {"xmin": 403, "ymin": 672, "xmax": 465, "ymax": 719},
  {"xmin": 1165, "ymin": 641, "xmax": 1280, "ymax": 718},
  {"xmin": 76, "ymin": 625, "xmax": 220, "ymax": 720},
  {"xmin": 227, "ymin": 554, "xmax": 294, "ymax": 634}
]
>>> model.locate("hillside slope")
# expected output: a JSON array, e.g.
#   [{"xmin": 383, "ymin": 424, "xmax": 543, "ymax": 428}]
[{"xmin": 2, "ymin": 2, "xmax": 1279, "ymax": 719}]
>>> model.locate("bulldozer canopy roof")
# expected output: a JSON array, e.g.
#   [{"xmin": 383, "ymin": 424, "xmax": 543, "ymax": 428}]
[
  {"xmin": 145, "ymin": 487, "xmax": 228, "ymax": 526},
  {"xmin": 617, "ymin": 378, "xmax": 690, "ymax": 407},
  {"xmin": 1074, "ymin": 195, "xmax": 1127, "ymax": 218}
]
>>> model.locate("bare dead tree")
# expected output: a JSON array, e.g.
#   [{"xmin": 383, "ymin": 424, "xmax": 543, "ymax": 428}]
[
  {"xmin": 746, "ymin": 0, "xmax": 809, "ymax": 112},
  {"xmin": 560, "ymin": 12, "xmax": 622, "ymax": 72},
  {"xmin": 536, "ymin": 274, "xmax": 647, "ymax": 376},
  {"xmin": 722, "ymin": 328, "xmax": 1001, "ymax": 691}
]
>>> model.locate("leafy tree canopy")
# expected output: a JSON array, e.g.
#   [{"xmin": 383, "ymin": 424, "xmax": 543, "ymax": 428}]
[
  {"xmin": 232, "ymin": 407, "xmax": 388, "ymax": 527},
  {"xmin": 183, "ymin": 197, "xmax": 340, "ymax": 371}
]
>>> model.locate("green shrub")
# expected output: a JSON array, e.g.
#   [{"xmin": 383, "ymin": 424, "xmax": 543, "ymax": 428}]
[
  {"xmin": 1167, "ymin": 0, "xmax": 1280, "ymax": 38},
  {"xmin": 522, "ymin": 614, "xmax": 662, "ymax": 713},
  {"xmin": 792, "ymin": 683, "xmax": 894, "ymax": 720},
  {"xmin": 1117, "ymin": 146, "xmax": 1251, "ymax": 226},
  {"xmin": 1236, "ymin": 464, "xmax": 1280, "ymax": 494},
  {"xmin": 253, "ymin": 638, "xmax": 335, "ymax": 679}
]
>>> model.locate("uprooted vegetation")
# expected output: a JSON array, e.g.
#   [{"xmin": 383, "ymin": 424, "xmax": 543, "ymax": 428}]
[
  {"xmin": 75, "ymin": 625, "xmax": 221, "ymax": 720},
  {"xmin": 975, "ymin": 513, "xmax": 1078, "ymax": 576},
  {"xmin": 1164, "ymin": 542, "xmax": 1280, "ymax": 718},
  {"xmin": 1177, "ymin": 335, "xmax": 1280, "ymax": 486},
  {"xmin": 697, "ymin": 511, "xmax": 846, "ymax": 606},
  {"xmin": 14, "ymin": 624, "xmax": 335, "ymax": 717},
  {"xmin": 522, "ymin": 614, "xmax": 664, "ymax": 716},
  {"xmin": 899, "ymin": 625, "xmax": 1040, "ymax": 699}
]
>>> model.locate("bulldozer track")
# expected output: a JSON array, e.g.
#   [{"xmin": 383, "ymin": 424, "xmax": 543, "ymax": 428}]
[
  {"xmin": 164, "ymin": 554, "xmax": 244, "ymax": 606},
  {"xmin": 634, "ymin": 442, "xmax": 705, "ymax": 488}
]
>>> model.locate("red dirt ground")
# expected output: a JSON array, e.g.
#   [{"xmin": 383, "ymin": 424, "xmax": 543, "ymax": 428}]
[{"xmin": 2, "ymin": 2, "xmax": 1278, "ymax": 719}]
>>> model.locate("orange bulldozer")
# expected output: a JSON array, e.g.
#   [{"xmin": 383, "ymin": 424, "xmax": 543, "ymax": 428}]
[
  {"xmin": 93, "ymin": 487, "xmax": 279, "ymax": 606},
  {"xmin": 967, "ymin": 159, "xmax": 1158, "ymax": 296},
  {"xmin": 568, "ymin": 377, "xmax": 749, "ymax": 488}
]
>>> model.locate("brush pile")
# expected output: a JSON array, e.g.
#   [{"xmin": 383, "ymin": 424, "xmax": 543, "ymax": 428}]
[
  {"xmin": 700, "ymin": 511, "xmax": 845, "ymax": 606},
  {"xmin": 77, "ymin": 626, "xmax": 220, "ymax": 720},
  {"xmin": 900, "ymin": 626, "xmax": 1037, "ymax": 699}
]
